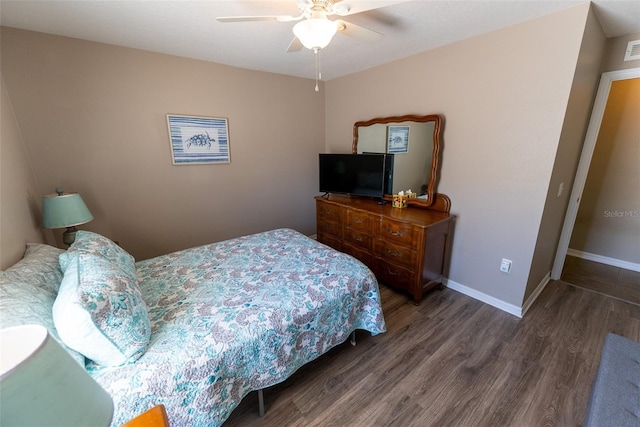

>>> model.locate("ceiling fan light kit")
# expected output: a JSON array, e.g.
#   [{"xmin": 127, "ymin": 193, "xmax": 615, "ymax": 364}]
[
  {"xmin": 217, "ymin": 0, "xmax": 392, "ymax": 91},
  {"xmin": 293, "ymin": 17, "xmax": 337, "ymax": 50}
]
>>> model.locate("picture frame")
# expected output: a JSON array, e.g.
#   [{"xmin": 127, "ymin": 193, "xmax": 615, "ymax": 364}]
[
  {"xmin": 166, "ymin": 114, "xmax": 230, "ymax": 165},
  {"xmin": 386, "ymin": 125, "xmax": 410, "ymax": 154}
]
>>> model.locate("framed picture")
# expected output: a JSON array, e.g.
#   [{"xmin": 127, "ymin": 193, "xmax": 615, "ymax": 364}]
[
  {"xmin": 166, "ymin": 114, "xmax": 230, "ymax": 165},
  {"xmin": 386, "ymin": 125, "xmax": 410, "ymax": 154}
]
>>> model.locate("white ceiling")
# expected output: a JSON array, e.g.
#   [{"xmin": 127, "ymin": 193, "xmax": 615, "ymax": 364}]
[{"xmin": 1, "ymin": 1, "xmax": 639, "ymax": 81}]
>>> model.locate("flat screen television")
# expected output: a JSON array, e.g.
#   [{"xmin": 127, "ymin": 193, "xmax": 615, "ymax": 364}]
[{"xmin": 319, "ymin": 153, "xmax": 393, "ymax": 198}]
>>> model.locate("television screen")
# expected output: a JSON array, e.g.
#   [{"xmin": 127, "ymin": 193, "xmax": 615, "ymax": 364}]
[{"xmin": 319, "ymin": 153, "xmax": 391, "ymax": 198}]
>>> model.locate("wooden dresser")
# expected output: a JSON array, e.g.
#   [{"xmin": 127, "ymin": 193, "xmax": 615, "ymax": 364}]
[{"xmin": 315, "ymin": 194, "xmax": 455, "ymax": 304}]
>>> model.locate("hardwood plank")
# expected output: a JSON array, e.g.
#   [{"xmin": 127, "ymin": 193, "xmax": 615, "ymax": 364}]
[
  {"xmin": 513, "ymin": 284, "xmax": 612, "ymax": 426},
  {"xmin": 561, "ymin": 255, "xmax": 640, "ymax": 307},
  {"xmin": 617, "ymin": 268, "xmax": 640, "ymax": 289}
]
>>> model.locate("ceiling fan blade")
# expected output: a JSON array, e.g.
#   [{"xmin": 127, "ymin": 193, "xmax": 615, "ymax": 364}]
[
  {"xmin": 332, "ymin": 0, "xmax": 408, "ymax": 16},
  {"xmin": 286, "ymin": 37, "xmax": 303, "ymax": 53},
  {"xmin": 216, "ymin": 15, "xmax": 302, "ymax": 23},
  {"xmin": 335, "ymin": 19, "xmax": 384, "ymax": 42}
]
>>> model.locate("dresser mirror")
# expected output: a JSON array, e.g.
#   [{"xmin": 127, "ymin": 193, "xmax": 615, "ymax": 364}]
[{"xmin": 353, "ymin": 114, "xmax": 442, "ymax": 207}]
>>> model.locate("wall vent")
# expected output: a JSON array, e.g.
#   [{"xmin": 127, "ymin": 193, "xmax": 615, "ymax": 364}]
[{"xmin": 624, "ymin": 40, "xmax": 640, "ymax": 62}]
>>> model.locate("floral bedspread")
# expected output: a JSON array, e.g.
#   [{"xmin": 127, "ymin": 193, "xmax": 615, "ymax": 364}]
[{"xmin": 88, "ymin": 228, "xmax": 386, "ymax": 426}]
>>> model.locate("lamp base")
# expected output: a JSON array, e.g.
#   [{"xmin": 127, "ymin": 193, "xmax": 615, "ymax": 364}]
[{"xmin": 63, "ymin": 226, "xmax": 78, "ymax": 246}]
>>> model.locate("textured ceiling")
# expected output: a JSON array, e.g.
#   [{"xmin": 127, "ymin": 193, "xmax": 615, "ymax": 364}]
[{"xmin": 1, "ymin": 1, "xmax": 639, "ymax": 81}]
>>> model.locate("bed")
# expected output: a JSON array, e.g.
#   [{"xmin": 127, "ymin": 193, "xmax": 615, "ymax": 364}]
[{"xmin": 0, "ymin": 228, "xmax": 386, "ymax": 426}]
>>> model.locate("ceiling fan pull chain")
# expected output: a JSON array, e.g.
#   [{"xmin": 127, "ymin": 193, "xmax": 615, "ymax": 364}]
[{"xmin": 314, "ymin": 47, "xmax": 320, "ymax": 92}]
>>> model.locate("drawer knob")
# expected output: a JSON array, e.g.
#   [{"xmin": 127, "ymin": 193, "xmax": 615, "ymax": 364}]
[
  {"xmin": 352, "ymin": 218, "xmax": 364, "ymax": 224},
  {"xmin": 387, "ymin": 266, "xmax": 400, "ymax": 276},
  {"xmin": 385, "ymin": 248, "xmax": 402, "ymax": 257},
  {"xmin": 387, "ymin": 228, "xmax": 405, "ymax": 237}
]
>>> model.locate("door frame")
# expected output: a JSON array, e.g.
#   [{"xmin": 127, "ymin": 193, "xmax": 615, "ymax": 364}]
[{"xmin": 551, "ymin": 67, "xmax": 640, "ymax": 280}]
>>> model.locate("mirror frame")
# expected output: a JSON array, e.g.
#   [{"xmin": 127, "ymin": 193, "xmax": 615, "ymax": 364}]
[{"xmin": 352, "ymin": 113, "xmax": 443, "ymax": 208}]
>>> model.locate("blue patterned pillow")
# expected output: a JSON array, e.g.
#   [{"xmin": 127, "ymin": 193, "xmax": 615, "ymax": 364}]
[
  {"xmin": 3, "ymin": 243, "xmax": 65, "ymax": 294},
  {"xmin": 53, "ymin": 252, "xmax": 150, "ymax": 366},
  {"xmin": 0, "ymin": 278, "xmax": 85, "ymax": 366},
  {"xmin": 59, "ymin": 231, "xmax": 135, "ymax": 277}
]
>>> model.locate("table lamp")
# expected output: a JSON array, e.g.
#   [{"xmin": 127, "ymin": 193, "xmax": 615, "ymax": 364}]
[
  {"xmin": 42, "ymin": 187, "xmax": 93, "ymax": 245},
  {"xmin": 0, "ymin": 324, "xmax": 114, "ymax": 426}
]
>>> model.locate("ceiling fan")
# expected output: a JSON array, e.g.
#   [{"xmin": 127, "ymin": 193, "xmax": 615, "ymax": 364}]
[{"xmin": 216, "ymin": 0, "xmax": 402, "ymax": 90}]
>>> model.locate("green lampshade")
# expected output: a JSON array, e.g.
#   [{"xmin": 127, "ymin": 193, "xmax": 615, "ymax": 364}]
[
  {"xmin": 0, "ymin": 325, "xmax": 114, "ymax": 426},
  {"xmin": 42, "ymin": 190, "xmax": 93, "ymax": 229}
]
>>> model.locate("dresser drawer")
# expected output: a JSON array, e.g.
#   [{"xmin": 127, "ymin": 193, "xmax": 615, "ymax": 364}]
[
  {"xmin": 344, "ymin": 228, "xmax": 373, "ymax": 251},
  {"xmin": 317, "ymin": 203, "xmax": 344, "ymax": 223},
  {"xmin": 343, "ymin": 243, "xmax": 374, "ymax": 267},
  {"xmin": 318, "ymin": 233, "xmax": 342, "ymax": 252},
  {"xmin": 378, "ymin": 219, "xmax": 415, "ymax": 245},
  {"xmin": 374, "ymin": 258, "xmax": 415, "ymax": 291},
  {"xmin": 318, "ymin": 220, "xmax": 342, "ymax": 239},
  {"xmin": 374, "ymin": 239, "xmax": 416, "ymax": 269},
  {"xmin": 346, "ymin": 210, "xmax": 372, "ymax": 232}
]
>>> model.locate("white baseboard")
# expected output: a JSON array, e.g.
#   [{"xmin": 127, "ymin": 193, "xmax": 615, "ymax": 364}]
[
  {"xmin": 308, "ymin": 234, "xmax": 318, "ymax": 240},
  {"xmin": 444, "ymin": 278, "xmax": 523, "ymax": 318},
  {"xmin": 567, "ymin": 249, "xmax": 640, "ymax": 273},
  {"xmin": 521, "ymin": 272, "xmax": 551, "ymax": 317}
]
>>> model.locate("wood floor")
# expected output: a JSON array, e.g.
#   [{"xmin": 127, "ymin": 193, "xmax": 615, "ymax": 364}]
[
  {"xmin": 562, "ymin": 255, "xmax": 640, "ymax": 305},
  {"xmin": 225, "ymin": 278, "xmax": 640, "ymax": 426}
]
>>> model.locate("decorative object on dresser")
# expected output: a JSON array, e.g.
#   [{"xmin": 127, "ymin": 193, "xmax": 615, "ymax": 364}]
[
  {"xmin": 317, "ymin": 113, "xmax": 454, "ymax": 304},
  {"xmin": 42, "ymin": 187, "xmax": 93, "ymax": 245},
  {"xmin": 0, "ymin": 324, "xmax": 114, "ymax": 426}
]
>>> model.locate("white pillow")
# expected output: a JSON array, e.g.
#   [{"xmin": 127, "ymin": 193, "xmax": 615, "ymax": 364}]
[{"xmin": 53, "ymin": 252, "xmax": 150, "ymax": 366}]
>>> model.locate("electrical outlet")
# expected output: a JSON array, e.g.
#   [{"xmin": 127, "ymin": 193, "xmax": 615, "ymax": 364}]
[{"xmin": 500, "ymin": 258, "xmax": 512, "ymax": 273}]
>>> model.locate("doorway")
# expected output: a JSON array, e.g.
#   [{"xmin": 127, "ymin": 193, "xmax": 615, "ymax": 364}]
[{"xmin": 552, "ymin": 68, "xmax": 640, "ymax": 304}]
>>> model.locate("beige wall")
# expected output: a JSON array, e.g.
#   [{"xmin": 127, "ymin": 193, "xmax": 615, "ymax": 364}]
[
  {"xmin": 0, "ymin": 74, "xmax": 44, "ymax": 269},
  {"xmin": 326, "ymin": 4, "xmax": 592, "ymax": 307},
  {"xmin": 525, "ymin": 5, "xmax": 607, "ymax": 301},
  {"xmin": 1, "ymin": 27, "xmax": 325, "ymax": 261},
  {"xmin": 569, "ymin": 78, "xmax": 640, "ymax": 264}
]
